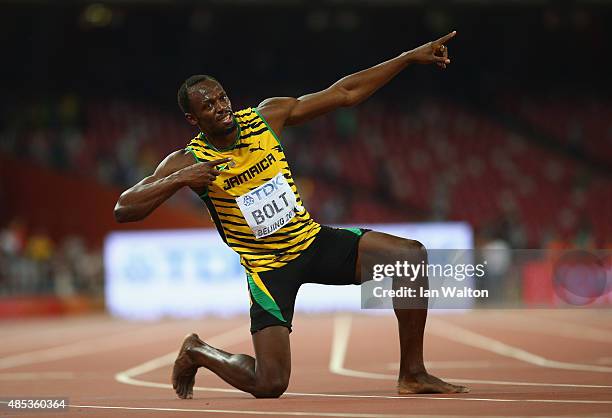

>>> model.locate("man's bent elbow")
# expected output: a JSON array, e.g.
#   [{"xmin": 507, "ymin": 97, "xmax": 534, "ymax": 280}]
[
  {"xmin": 343, "ymin": 90, "xmax": 361, "ymax": 107},
  {"xmin": 113, "ymin": 204, "xmax": 127, "ymax": 223},
  {"xmin": 113, "ymin": 203, "xmax": 138, "ymax": 223}
]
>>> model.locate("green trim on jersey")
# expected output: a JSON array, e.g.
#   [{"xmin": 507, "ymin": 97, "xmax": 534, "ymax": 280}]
[
  {"xmin": 186, "ymin": 147, "xmax": 199, "ymax": 163},
  {"xmin": 198, "ymin": 118, "xmax": 242, "ymax": 152},
  {"xmin": 253, "ymin": 108, "xmax": 282, "ymax": 149}
]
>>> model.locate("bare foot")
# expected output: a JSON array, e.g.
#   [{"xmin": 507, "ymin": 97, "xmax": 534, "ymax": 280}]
[
  {"xmin": 398, "ymin": 372, "xmax": 469, "ymax": 394},
  {"xmin": 172, "ymin": 333, "xmax": 202, "ymax": 399}
]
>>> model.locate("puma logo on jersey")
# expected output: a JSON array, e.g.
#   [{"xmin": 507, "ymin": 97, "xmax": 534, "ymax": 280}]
[{"xmin": 249, "ymin": 141, "xmax": 265, "ymax": 152}]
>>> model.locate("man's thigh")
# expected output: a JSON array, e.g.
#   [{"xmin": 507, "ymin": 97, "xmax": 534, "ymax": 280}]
[
  {"xmin": 306, "ymin": 226, "xmax": 369, "ymax": 286},
  {"xmin": 248, "ymin": 269, "xmax": 300, "ymax": 334},
  {"xmin": 355, "ymin": 231, "xmax": 425, "ymax": 283}
]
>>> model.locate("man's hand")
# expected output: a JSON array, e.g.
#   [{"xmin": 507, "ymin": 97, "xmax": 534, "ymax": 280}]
[
  {"xmin": 405, "ymin": 31, "xmax": 456, "ymax": 69},
  {"xmin": 257, "ymin": 30, "xmax": 458, "ymax": 133},
  {"xmin": 176, "ymin": 157, "xmax": 232, "ymax": 189}
]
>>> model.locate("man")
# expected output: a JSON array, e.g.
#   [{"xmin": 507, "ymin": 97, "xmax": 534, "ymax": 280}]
[{"xmin": 114, "ymin": 30, "xmax": 468, "ymax": 399}]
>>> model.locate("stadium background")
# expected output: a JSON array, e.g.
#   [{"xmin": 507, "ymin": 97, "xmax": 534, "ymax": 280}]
[{"xmin": 1, "ymin": 0, "xmax": 611, "ymax": 315}]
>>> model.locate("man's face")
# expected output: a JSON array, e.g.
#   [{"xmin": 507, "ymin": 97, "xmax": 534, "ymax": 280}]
[{"xmin": 185, "ymin": 80, "xmax": 236, "ymax": 135}]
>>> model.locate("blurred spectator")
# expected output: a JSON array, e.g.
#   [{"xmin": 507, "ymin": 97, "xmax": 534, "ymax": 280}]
[
  {"xmin": 0, "ymin": 219, "xmax": 27, "ymax": 256},
  {"xmin": 1, "ymin": 95, "xmax": 610, "ymax": 248},
  {"xmin": 0, "ymin": 222, "xmax": 103, "ymax": 298}
]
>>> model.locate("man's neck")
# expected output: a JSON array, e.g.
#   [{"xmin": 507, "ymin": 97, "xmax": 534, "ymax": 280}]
[{"xmin": 203, "ymin": 125, "xmax": 239, "ymax": 151}]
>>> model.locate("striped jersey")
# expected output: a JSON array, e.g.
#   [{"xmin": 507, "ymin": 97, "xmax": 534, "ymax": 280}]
[{"xmin": 186, "ymin": 107, "xmax": 321, "ymax": 272}]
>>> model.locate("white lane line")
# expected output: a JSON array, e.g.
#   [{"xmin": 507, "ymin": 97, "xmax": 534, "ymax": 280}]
[
  {"xmin": 115, "ymin": 325, "xmax": 251, "ymax": 386},
  {"xmin": 0, "ymin": 322, "xmax": 183, "ymax": 370},
  {"xmin": 328, "ymin": 314, "xmax": 612, "ymax": 401},
  {"xmin": 113, "ymin": 376, "xmax": 612, "ymax": 405},
  {"xmin": 0, "ymin": 371, "xmax": 75, "ymax": 380},
  {"xmin": 387, "ymin": 361, "xmax": 498, "ymax": 370},
  {"xmin": 469, "ymin": 312, "xmax": 612, "ymax": 343},
  {"xmin": 0, "ymin": 403, "xmax": 588, "ymax": 418},
  {"xmin": 117, "ymin": 316, "xmax": 612, "ymax": 405},
  {"xmin": 0, "ymin": 316, "xmax": 157, "ymax": 344},
  {"xmin": 0, "ymin": 318, "xmax": 133, "ymax": 354},
  {"xmin": 428, "ymin": 319, "xmax": 612, "ymax": 373},
  {"xmin": 67, "ymin": 404, "xmax": 447, "ymax": 418}
]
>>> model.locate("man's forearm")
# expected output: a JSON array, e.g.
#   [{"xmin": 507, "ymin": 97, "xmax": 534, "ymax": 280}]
[
  {"xmin": 114, "ymin": 172, "xmax": 185, "ymax": 223},
  {"xmin": 333, "ymin": 51, "xmax": 416, "ymax": 106}
]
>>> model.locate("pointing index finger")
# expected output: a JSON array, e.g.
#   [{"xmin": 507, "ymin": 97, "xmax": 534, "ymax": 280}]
[{"xmin": 435, "ymin": 30, "xmax": 457, "ymax": 45}]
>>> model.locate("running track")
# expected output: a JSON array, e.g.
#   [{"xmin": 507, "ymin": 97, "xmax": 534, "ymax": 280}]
[{"xmin": 1, "ymin": 310, "xmax": 611, "ymax": 417}]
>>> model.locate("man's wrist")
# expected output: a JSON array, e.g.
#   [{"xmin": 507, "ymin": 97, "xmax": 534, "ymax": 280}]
[
  {"xmin": 168, "ymin": 170, "xmax": 187, "ymax": 189},
  {"xmin": 400, "ymin": 50, "xmax": 417, "ymax": 64}
]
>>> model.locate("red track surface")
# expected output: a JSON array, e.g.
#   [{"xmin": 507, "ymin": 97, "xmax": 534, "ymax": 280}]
[{"xmin": 1, "ymin": 310, "xmax": 611, "ymax": 417}]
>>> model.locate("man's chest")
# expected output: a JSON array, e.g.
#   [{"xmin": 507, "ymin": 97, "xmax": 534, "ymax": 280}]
[{"xmin": 210, "ymin": 138, "xmax": 285, "ymax": 197}]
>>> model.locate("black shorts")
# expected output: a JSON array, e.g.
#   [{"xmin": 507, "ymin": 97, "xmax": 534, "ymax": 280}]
[{"xmin": 247, "ymin": 225, "xmax": 370, "ymax": 334}]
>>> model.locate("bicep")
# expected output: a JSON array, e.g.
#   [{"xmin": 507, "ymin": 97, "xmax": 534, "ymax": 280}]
[
  {"xmin": 288, "ymin": 86, "xmax": 350, "ymax": 125},
  {"xmin": 136, "ymin": 149, "xmax": 195, "ymax": 187},
  {"xmin": 257, "ymin": 85, "xmax": 350, "ymax": 130}
]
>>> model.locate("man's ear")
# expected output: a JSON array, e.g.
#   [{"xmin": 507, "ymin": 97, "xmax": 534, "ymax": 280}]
[{"xmin": 185, "ymin": 113, "xmax": 198, "ymax": 126}]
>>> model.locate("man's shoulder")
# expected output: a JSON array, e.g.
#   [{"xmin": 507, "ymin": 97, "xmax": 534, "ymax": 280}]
[
  {"xmin": 153, "ymin": 149, "xmax": 197, "ymax": 178},
  {"xmin": 234, "ymin": 107, "xmax": 256, "ymax": 123},
  {"xmin": 167, "ymin": 148, "xmax": 198, "ymax": 165},
  {"xmin": 184, "ymin": 137, "xmax": 210, "ymax": 162}
]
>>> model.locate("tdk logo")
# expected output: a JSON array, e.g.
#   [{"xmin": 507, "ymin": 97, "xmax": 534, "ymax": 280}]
[{"xmin": 249, "ymin": 176, "xmax": 286, "ymax": 202}]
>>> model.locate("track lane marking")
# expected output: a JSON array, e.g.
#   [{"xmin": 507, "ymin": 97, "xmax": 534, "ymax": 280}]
[
  {"xmin": 428, "ymin": 318, "xmax": 612, "ymax": 373},
  {"xmin": 328, "ymin": 314, "xmax": 612, "ymax": 402},
  {"xmin": 115, "ymin": 325, "xmax": 250, "ymax": 386},
  {"xmin": 462, "ymin": 312, "xmax": 612, "ymax": 343},
  {"xmin": 0, "ymin": 401, "xmax": 593, "ymax": 418},
  {"xmin": 0, "ymin": 321, "xmax": 185, "ymax": 370},
  {"xmin": 116, "ymin": 316, "xmax": 612, "ymax": 405}
]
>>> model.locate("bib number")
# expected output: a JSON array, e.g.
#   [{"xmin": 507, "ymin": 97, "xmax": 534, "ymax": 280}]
[{"xmin": 236, "ymin": 172, "xmax": 302, "ymax": 239}]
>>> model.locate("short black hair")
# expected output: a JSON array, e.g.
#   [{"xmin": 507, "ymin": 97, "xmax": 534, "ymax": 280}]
[{"xmin": 177, "ymin": 74, "xmax": 218, "ymax": 113}]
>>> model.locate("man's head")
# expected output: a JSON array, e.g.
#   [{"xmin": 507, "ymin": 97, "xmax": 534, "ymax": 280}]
[{"xmin": 177, "ymin": 75, "xmax": 236, "ymax": 136}]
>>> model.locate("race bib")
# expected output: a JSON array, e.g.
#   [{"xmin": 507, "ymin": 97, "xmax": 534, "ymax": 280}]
[{"xmin": 236, "ymin": 172, "xmax": 303, "ymax": 239}]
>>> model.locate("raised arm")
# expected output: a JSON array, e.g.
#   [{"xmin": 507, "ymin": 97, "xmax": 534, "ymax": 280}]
[
  {"xmin": 258, "ymin": 31, "xmax": 456, "ymax": 135},
  {"xmin": 113, "ymin": 149, "xmax": 230, "ymax": 223}
]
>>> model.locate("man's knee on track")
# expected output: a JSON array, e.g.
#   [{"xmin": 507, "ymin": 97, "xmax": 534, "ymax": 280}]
[{"xmin": 253, "ymin": 377, "xmax": 288, "ymax": 399}]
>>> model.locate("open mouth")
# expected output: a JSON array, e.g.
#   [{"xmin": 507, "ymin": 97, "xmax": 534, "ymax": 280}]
[{"xmin": 218, "ymin": 111, "xmax": 233, "ymax": 125}]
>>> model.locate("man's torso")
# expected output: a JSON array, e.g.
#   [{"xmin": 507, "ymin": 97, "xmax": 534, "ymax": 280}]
[{"xmin": 186, "ymin": 107, "xmax": 321, "ymax": 272}]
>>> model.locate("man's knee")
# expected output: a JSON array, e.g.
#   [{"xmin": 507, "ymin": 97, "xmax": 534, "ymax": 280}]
[
  {"xmin": 399, "ymin": 239, "xmax": 427, "ymax": 262},
  {"xmin": 253, "ymin": 376, "xmax": 289, "ymax": 399}
]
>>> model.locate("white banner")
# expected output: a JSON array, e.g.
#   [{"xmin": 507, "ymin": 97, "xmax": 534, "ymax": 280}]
[{"xmin": 104, "ymin": 223, "xmax": 472, "ymax": 319}]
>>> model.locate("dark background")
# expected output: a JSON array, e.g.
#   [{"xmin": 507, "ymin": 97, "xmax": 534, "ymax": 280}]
[
  {"xmin": 2, "ymin": 1, "xmax": 611, "ymax": 105},
  {"xmin": 1, "ymin": 0, "xmax": 611, "ymax": 299}
]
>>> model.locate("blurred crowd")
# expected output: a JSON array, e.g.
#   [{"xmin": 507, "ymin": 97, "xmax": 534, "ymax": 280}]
[
  {"xmin": 0, "ymin": 218, "xmax": 103, "ymax": 297},
  {"xmin": 1, "ymin": 93, "xmax": 610, "ymax": 297}
]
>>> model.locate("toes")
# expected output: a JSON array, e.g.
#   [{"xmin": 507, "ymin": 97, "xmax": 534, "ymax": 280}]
[
  {"xmin": 187, "ymin": 376, "xmax": 195, "ymax": 399},
  {"xmin": 444, "ymin": 382, "xmax": 469, "ymax": 394},
  {"xmin": 455, "ymin": 385, "xmax": 470, "ymax": 393},
  {"xmin": 178, "ymin": 376, "xmax": 192, "ymax": 399},
  {"xmin": 181, "ymin": 379, "xmax": 190, "ymax": 398},
  {"xmin": 176, "ymin": 381, "xmax": 185, "ymax": 398}
]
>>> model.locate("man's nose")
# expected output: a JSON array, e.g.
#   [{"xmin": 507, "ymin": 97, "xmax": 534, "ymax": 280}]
[{"xmin": 215, "ymin": 102, "xmax": 228, "ymax": 113}]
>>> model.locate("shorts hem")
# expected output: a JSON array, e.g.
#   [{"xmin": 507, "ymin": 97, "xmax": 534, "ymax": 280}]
[{"xmin": 250, "ymin": 321, "xmax": 293, "ymax": 335}]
